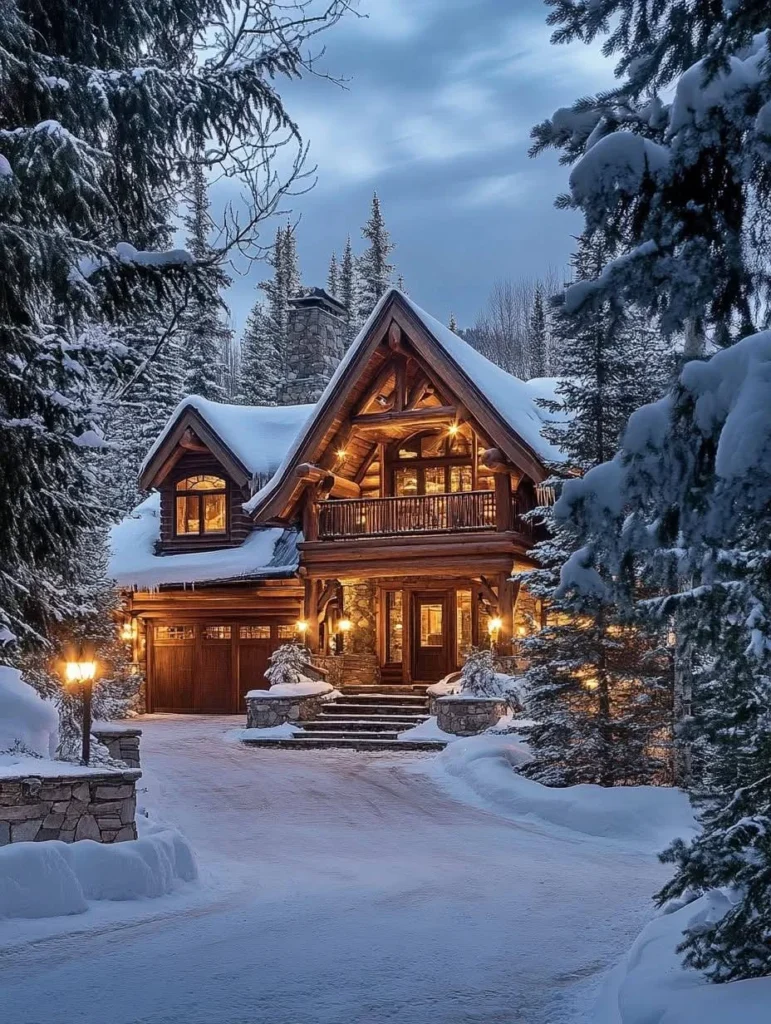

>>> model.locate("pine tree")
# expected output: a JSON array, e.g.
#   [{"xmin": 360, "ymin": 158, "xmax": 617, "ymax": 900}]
[
  {"xmin": 448, "ymin": 312, "xmax": 459, "ymax": 333},
  {"xmin": 531, "ymin": 0, "xmax": 771, "ymax": 345},
  {"xmin": 239, "ymin": 303, "xmax": 281, "ymax": 406},
  {"xmin": 358, "ymin": 192, "xmax": 394, "ymax": 323},
  {"xmin": 552, "ymin": 325, "xmax": 771, "ymax": 980},
  {"xmin": 396, "ymin": 273, "xmax": 407, "ymax": 294},
  {"xmin": 327, "ymin": 252, "xmax": 340, "ymax": 297},
  {"xmin": 519, "ymin": 232, "xmax": 672, "ymax": 787},
  {"xmin": 179, "ymin": 158, "xmax": 229, "ymax": 401},
  {"xmin": 339, "ymin": 235, "xmax": 359, "ymax": 342},
  {"xmin": 528, "ymin": 285, "xmax": 548, "ymax": 379},
  {"xmin": 0, "ymin": 0, "xmax": 350, "ymax": 654}
]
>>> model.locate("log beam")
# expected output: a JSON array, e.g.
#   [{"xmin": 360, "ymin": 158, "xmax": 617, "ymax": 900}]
[
  {"xmin": 351, "ymin": 405, "xmax": 458, "ymax": 431},
  {"xmin": 295, "ymin": 463, "xmax": 361, "ymax": 499}
]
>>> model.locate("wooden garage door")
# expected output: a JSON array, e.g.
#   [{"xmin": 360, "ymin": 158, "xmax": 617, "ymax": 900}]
[
  {"xmin": 150, "ymin": 624, "xmax": 196, "ymax": 712},
  {"xmin": 237, "ymin": 625, "xmax": 279, "ymax": 710},
  {"xmin": 197, "ymin": 624, "xmax": 235, "ymax": 713}
]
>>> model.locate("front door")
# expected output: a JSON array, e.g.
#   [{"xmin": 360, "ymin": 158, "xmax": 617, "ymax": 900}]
[{"xmin": 412, "ymin": 592, "xmax": 451, "ymax": 682}]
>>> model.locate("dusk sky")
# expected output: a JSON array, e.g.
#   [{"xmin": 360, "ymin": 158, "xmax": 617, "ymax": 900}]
[{"xmin": 218, "ymin": 0, "xmax": 618, "ymax": 336}]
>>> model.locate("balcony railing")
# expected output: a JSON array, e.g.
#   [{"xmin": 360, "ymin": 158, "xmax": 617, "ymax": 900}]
[{"xmin": 317, "ymin": 490, "xmax": 499, "ymax": 540}]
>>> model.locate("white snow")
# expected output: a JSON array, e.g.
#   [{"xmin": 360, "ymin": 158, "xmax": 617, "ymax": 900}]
[
  {"xmin": 0, "ymin": 154, "xmax": 12, "ymax": 178},
  {"xmin": 0, "ymin": 667, "xmax": 58, "ymax": 758},
  {"xmin": 0, "ymin": 821, "xmax": 196, "ymax": 921},
  {"xmin": 226, "ymin": 723, "xmax": 304, "ymax": 741},
  {"xmin": 425, "ymin": 734, "xmax": 697, "ymax": 852},
  {"xmin": 595, "ymin": 893, "xmax": 771, "ymax": 1024},
  {"xmin": 0, "ymin": 714, "xmax": 688, "ymax": 1024},
  {"xmin": 114, "ymin": 241, "xmax": 193, "ymax": 267},
  {"xmin": 139, "ymin": 395, "xmax": 314, "ymax": 482},
  {"xmin": 569, "ymin": 131, "xmax": 670, "ymax": 206},
  {"xmin": 245, "ymin": 679, "xmax": 334, "ymax": 699},
  {"xmin": 397, "ymin": 716, "xmax": 456, "ymax": 743},
  {"xmin": 108, "ymin": 492, "xmax": 297, "ymax": 588},
  {"xmin": 426, "ymin": 673, "xmax": 461, "ymax": 698}
]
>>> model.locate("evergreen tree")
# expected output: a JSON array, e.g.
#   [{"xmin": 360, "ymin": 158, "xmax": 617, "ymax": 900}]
[
  {"xmin": 0, "ymin": 0, "xmax": 350, "ymax": 654},
  {"xmin": 327, "ymin": 251, "xmax": 340, "ymax": 297},
  {"xmin": 358, "ymin": 192, "xmax": 394, "ymax": 323},
  {"xmin": 552, "ymin": 325, "xmax": 771, "ymax": 980},
  {"xmin": 179, "ymin": 158, "xmax": 229, "ymax": 401},
  {"xmin": 448, "ymin": 312, "xmax": 459, "ymax": 333},
  {"xmin": 239, "ymin": 302, "xmax": 281, "ymax": 406},
  {"xmin": 339, "ymin": 235, "xmax": 359, "ymax": 341},
  {"xmin": 519, "ymin": 233, "xmax": 672, "ymax": 787},
  {"xmin": 396, "ymin": 273, "xmax": 407, "ymax": 294},
  {"xmin": 528, "ymin": 285, "xmax": 548, "ymax": 379},
  {"xmin": 532, "ymin": 0, "xmax": 771, "ymax": 346}
]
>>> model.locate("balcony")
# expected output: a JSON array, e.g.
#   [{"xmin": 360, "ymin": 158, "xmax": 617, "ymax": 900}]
[{"xmin": 317, "ymin": 490, "xmax": 508, "ymax": 540}]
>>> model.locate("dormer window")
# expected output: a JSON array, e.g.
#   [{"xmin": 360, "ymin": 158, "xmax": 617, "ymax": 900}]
[{"xmin": 175, "ymin": 475, "xmax": 227, "ymax": 536}]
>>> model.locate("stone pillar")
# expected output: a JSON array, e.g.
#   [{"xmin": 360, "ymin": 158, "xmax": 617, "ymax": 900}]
[
  {"xmin": 276, "ymin": 288, "xmax": 348, "ymax": 405},
  {"xmin": 340, "ymin": 579, "xmax": 379, "ymax": 687}
]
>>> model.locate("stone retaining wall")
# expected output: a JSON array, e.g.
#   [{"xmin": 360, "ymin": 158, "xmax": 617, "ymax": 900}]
[
  {"xmin": 246, "ymin": 693, "xmax": 331, "ymax": 729},
  {"xmin": 92, "ymin": 727, "xmax": 141, "ymax": 769},
  {"xmin": 0, "ymin": 769, "xmax": 141, "ymax": 846},
  {"xmin": 437, "ymin": 696, "xmax": 506, "ymax": 736}
]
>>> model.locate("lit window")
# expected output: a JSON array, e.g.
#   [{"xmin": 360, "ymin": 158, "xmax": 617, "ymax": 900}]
[
  {"xmin": 156, "ymin": 625, "xmax": 195, "ymax": 642},
  {"xmin": 203, "ymin": 625, "xmax": 231, "ymax": 641},
  {"xmin": 450, "ymin": 465, "xmax": 473, "ymax": 492},
  {"xmin": 277, "ymin": 624, "xmax": 296, "ymax": 640},
  {"xmin": 420, "ymin": 603, "xmax": 443, "ymax": 648},
  {"xmin": 175, "ymin": 476, "xmax": 226, "ymax": 536},
  {"xmin": 240, "ymin": 625, "xmax": 271, "ymax": 640},
  {"xmin": 456, "ymin": 590, "xmax": 473, "ymax": 662}
]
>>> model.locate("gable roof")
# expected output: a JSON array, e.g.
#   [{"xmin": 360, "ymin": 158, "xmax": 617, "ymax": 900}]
[
  {"xmin": 246, "ymin": 288, "xmax": 566, "ymax": 521},
  {"xmin": 138, "ymin": 396, "xmax": 314, "ymax": 491}
]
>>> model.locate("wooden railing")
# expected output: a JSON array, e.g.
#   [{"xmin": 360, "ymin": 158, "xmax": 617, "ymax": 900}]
[{"xmin": 317, "ymin": 491, "xmax": 501, "ymax": 540}]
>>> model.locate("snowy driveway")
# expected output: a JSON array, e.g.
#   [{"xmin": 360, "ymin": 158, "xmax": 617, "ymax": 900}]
[{"xmin": 0, "ymin": 716, "xmax": 670, "ymax": 1024}]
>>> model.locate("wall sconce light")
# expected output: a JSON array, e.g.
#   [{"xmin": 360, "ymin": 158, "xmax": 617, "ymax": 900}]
[
  {"xmin": 516, "ymin": 625, "xmax": 527, "ymax": 637},
  {"xmin": 337, "ymin": 618, "xmax": 352, "ymax": 634},
  {"xmin": 296, "ymin": 620, "xmax": 309, "ymax": 635},
  {"xmin": 336, "ymin": 448, "xmax": 347, "ymax": 460},
  {"xmin": 120, "ymin": 619, "xmax": 136, "ymax": 643},
  {"xmin": 487, "ymin": 617, "xmax": 503, "ymax": 637},
  {"xmin": 448, "ymin": 423, "xmax": 459, "ymax": 436}
]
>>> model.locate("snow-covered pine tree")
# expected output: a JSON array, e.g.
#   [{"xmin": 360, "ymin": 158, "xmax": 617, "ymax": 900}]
[
  {"xmin": 265, "ymin": 643, "xmax": 310, "ymax": 688},
  {"xmin": 553, "ymin": 327, "xmax": 771, "ymax": 981},
  {"xmin": 0, "ymin": 0, "xmax": 350, "ymax": 655},
  {"xmin": 448, "ymin": 312, "xmax": 459, "ymax": 333},
  {"xmin": 239, "ymin": 302, "xmax": 281, "ymax": 406},
  {"xmin": 327, "ymin": 251, "xmax": 340, "ymax": 298},
  {"xmin": 339, "ymin": 235, "xmax": 359, "ymax": 342},
  {"xmin": 532, "ymin": 0, "xmax": 771, "ymax": 347},
  {"xmin": 459, "ymin": 648, "xmax": 497, "ymax": 697},
  {"xmin": 396, "ymin": 273, "xmax": 407, "ymax": 294},
  {"xmin": 519, "ymin": 232, "xmax": 672, "ymax": 787},
  {"xmin": 357, "ymin": 192, "xmax": 394, "ymax": 324},
  {"xmin": 528, "ymin": 284, "xmax": 548, "ymax": 379},
  {"xmin": 179, "ymin": 157, "xmax": 229, "ymax": 402}
]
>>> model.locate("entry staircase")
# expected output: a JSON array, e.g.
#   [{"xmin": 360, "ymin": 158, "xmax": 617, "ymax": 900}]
[{"xmin": 240, "ymin": 691, "xmax": 447, "ymax": 752}]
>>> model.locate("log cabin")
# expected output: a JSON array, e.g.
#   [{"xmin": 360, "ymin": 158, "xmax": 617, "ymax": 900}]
[{"xmin": 109, "ymin": 288, "xmax": 566, "ymax": 713}]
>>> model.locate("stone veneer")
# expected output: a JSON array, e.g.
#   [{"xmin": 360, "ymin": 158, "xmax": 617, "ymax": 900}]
[
  {"xmin": 437, "ymin": 696, "xmax": 507, "ymax": 736},
  {"xmin": 246, "ymin": 692, "xmax": 331, "ymax": 729},
  {"xmin": 0, "ymin": 769, "xmax": 141, "ymax": 845},
  {"xmin": 92, "ymin": 726, "xmax": 142, "ymax": 769},
  {"xmin": 276, "ymin": 290, "xmax": 347, "ymax": 405}
]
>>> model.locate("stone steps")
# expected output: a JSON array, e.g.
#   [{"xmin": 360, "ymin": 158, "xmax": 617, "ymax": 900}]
[
  {"xmin": 240, "ymin": 735, "xmax": 446, "ymax": 752},
  {"xmin": 304, "ymin": 718, "xmax": 424, "ymax": 732},
  {"xmin": 329, "ymin": 703, "xmax": 428, "ymax": 717}
]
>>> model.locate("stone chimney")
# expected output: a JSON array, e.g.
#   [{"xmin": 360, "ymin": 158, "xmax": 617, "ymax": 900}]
[{"xmin": 277, "ymin": 288, "xmax": 348, "ymax": 405}]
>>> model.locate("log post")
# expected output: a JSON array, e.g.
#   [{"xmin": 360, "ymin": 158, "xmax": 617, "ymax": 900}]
[
  {"xmin": 304, "ymin": 577, "xmax": 321, "ymax": 654},
  {"xmin": 497, "ymin": 572, "xmax": 517, "ymax": 650},
  {"xmin": 493, "ymin": 471, "xmax": 513, "ymax": 532}
]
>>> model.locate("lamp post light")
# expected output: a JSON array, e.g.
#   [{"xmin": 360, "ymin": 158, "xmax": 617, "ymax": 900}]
[{"xmin": 64, "ymin": 648, "xmax": 98, "ymax": 766}]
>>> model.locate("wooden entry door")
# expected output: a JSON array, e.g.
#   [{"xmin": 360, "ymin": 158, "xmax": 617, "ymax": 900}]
[{"xmin": 412, "ymin": 592, "xmax": 451, "ymax": 682}]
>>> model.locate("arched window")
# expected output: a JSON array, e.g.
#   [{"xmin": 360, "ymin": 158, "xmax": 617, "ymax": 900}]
[
  {"xmin": 390, "ymin": 429, "xmax": 474, "ymax": 496},
  {"xmin": 175, "ymin": 475, "xmax": 227, "ymax": 536}
]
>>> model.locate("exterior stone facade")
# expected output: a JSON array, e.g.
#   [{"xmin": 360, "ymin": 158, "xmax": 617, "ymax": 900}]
[
  {"xmin": 92, "ymin": 726, "xmax": 142, "ymax": 769},
  {"xmin": 276, "ymin": 289, "xmax": 347, "ymax": 405},
  {"xmin": 0, "ymin": 769, "xmax": 141, "ymax": 845},
  {"xmin": 246, "ymin": 692, "xmax": 331, "ymax": 729},
  {"xmin": 437, "ymin": 696, "xmax": 507, "ymax": 736}
]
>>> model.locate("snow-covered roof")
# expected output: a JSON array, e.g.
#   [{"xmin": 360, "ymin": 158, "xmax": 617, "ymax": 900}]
[
  {"xmin": 108, "ymin": 493, "xmax": 299, "ymax": 589},
  {"xmin": 245, "ymin": 288, "xmax": 566, "ymax": 515},
  {"xmin": 139, "ymin": 396, "xmax": 314, "ymax": 483}
]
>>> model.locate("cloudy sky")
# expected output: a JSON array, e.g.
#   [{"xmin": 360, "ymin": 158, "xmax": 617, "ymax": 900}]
[{"xmin": 219, "ymin": 0, "xmax": 617, "ymax": 336}]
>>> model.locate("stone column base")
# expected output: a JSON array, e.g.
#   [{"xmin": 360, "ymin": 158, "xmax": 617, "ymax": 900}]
[
  {"xmin": 246, "ymin": 693, "xmax": 332, "ymax": 729},
  {"xmin": 92, "ymin": 727, "xmax": 142, "ymax": 769},
  {"xmin": 437, "ymin": 696, "xmax": 506, "ymax": 736}
]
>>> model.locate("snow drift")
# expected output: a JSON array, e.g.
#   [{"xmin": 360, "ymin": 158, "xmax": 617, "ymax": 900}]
[
  {"xmin": 596, "ymin": 893, "xmax": 771, "ymax": 1024},
  {"xmin": 428, "ymin": 735, "xmax": 696, "ymax": 851},
  {"xmin": 0, "ymin": 823, "xmax": 197, "ymax": 920},
  {"xmin": 0, "ymin": 666, "xmax": 58, "ymax": 758}
]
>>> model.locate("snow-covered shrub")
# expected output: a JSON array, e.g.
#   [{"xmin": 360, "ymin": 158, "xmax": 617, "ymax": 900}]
[
  {"xmin": 460, "ymin": 649, "xmax": 498, "ymax": 696},
  {"xmin": 0, "ymin": 666, "xmax": 58, "ymax": 758},
  {"xmin": 265, "ymin": 644, "xmax": 310, "ymax": 689}
]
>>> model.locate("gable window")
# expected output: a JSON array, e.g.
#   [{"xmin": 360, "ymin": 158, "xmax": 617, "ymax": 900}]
[
  {"xmin": 175, "ymin": 475, "xmax": 227, "ymax": 536},
  {"xmin": 390, "ymin": 430, "xmax": 474, "ymax": 497}
]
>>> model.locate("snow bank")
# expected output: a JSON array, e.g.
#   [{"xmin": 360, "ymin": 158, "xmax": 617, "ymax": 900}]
[
  {"xmin": 397, "ymin": 717, "xmax": 456, "ymax": 744},
  {"xmin": 0, "ymin": 667, "xmax": 58, "ymax": 758},
  {"xmin": 246, "ymin": 680, "xmax": 335, "ymax": 699},
  {"xmin": 226, "ymin": 723, "xmax": 304, "ymax": 742},
  {"xmin": 108, "ymin": 493, "xmax": 298, "ymax": 588},
  {"xmin": 426, "ymin": 674, "xmax": 461, "ymax": 699},
  {"xmin": 595, "ymin": 893, "xmax": 771, "ymax": 1024},
  {"xmin": 430, "ymin": 736, "xmax": 696, "ymax": 851},
  {"xmin": 0, "ymin": 825, "xmax": 197, "ymax": 920}
]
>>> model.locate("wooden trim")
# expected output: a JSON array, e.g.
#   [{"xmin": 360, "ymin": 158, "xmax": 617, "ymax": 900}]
[
  {"xmin": 352, "ymin": 405, "xmax": 457, "ymax": 430},
  {"xmin": 140, "ymin": 407, "xmax": 251, "ymax": 491}
]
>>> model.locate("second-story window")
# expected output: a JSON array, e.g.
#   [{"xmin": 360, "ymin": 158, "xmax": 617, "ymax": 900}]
[
  {"xmin": 175, "ymin": 475, "xmax": 227, "ymax": 536},
  {"xmin": 390, "ymin": 430, "xmax": 473, "ymax": 496}
]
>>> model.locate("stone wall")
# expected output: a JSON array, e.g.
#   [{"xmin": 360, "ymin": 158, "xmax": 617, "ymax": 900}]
[
  {"xmin": 437, "ymin": 696, "xmax": 506, "ymax": 736},
  {"xmin": 92, "ymin": 727, "xmax": 141, "ymax": 769},
  {"xmin": 0, "ymin": 769, "xmax": 141, "ymax": 845},
  {"xmin": 246, "ymin": 692, "xmax": 331, "ymax": 729},
  {"xmin": 342, "ymin": 580, "xmax": 377, "ymax": 655}
]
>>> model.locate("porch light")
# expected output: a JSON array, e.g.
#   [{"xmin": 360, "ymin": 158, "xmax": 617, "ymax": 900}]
[
  {"xmin": 337, "ymin": 619, "xmax": 352, "ymax": 633},
  {"xmin": 63, "ymin": 646, "xmax": 98, "ymax": 766},
  {"xmin": 448, "ymin": 423, "xmax": 459, "ymax": 436},
  {"xmin": 296, "ymin": 620, "xmax": 309, "ymax": 635},
  {"xmin": 336, "ymin": 448, "xmax": 347, "ymax": 460},
  {"xmin": 487, "ymin": 617, "xmax": 503, "ymax": 636},
  {"xmin": 120, "ymin": 619, "xmax": 137, "ymax": 643},
  {"xmin": 583, "ymin": 678, "xmax": 600, "ymax": 691}
]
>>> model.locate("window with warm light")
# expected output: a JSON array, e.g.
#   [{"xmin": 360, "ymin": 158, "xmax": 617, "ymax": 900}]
[
  {"xmin": 420, "ymin": 602, "xmax": 444, "ymax": 648},
  {"xmin": 175, "ymin": 475, "xmax": 227, "ymax": 536},
  {"xmin": 390, "ymin": 430, "xmax": 474, "ymax": 496},
  {"xmin": 386, "ymin": 591, "xmax": 403, "ymax": 663}
]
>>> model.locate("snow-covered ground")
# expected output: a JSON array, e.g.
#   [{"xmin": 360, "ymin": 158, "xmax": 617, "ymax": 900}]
[{"xmin": 0, "ymin": 715, "xmax": 685, "ymax": 1023}]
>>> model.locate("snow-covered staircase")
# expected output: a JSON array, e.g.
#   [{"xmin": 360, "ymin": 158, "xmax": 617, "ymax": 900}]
[{"xmin": 240, "ymin": 692, "xmax": 447, "ymax": 751}]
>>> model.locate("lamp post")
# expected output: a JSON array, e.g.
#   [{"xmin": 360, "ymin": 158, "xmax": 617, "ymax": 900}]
[{"xmin": 64, "ymin": 649, "xmax": 97, "ymax": 766}]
